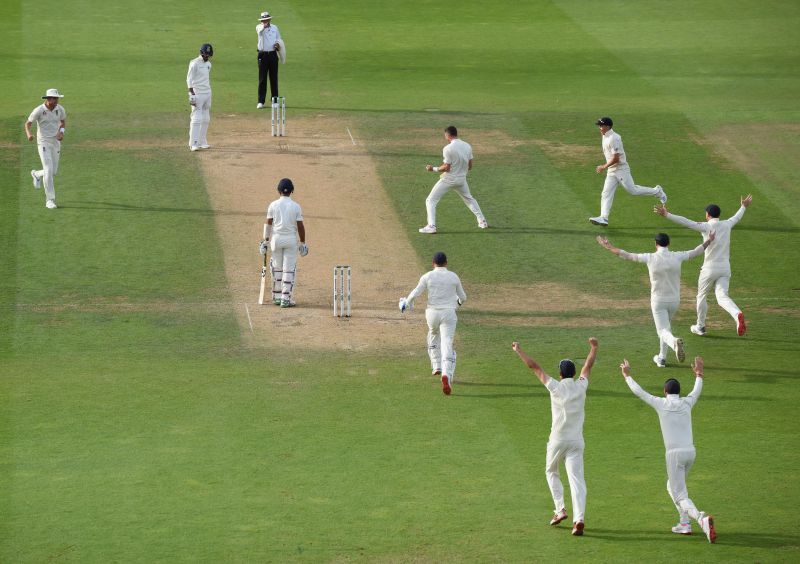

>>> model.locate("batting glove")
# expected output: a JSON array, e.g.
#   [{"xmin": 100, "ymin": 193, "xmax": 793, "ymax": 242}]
[
  {"xmin": 259, "ymin": 239, "xmax": 269, "ymax": 255},
  {"xmin": 399, "ymin": 298, "xmax": 410, "ymax": 313},
  {"xmin": 298, "ymin": 242, "xmax": 309, "ymax": 257},
  {"xmin": 189, "ymin": 94, "xmax": 197, "ymax": 105}
]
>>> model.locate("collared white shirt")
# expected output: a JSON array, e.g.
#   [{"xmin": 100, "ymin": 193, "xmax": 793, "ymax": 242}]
[
  {"xmin": 602, "ymin": 128, "xmax": 628, "ymax": 172},
  {"xmin": 622, "ymin": 245, "xmax": 705, "ymax": 302},
  {"xmin": 406, "ymin": 267, "xmax": 466, "ymax": 310},
  {"xmin": 267, "ymin": 196, "xmax": 303, "ymax": 237},
  {"xmin": 625, "ymin": 376, "xmax": 702, "ymax": 450},
  {"xmin": 257, "ymin": 22, "xmax": 281, "ymax": 52},
  {"xmin": 666, "ymin": 207, "xmax": 747, "ymax": 272},
  {"xmin": 187, "ymin": 56, "xmax": 212, "ymax": 95},
  {"xmin": 442, "ymin": 138, "xmax": 472, "ymax": 183},
  {"xmin": 27, "ymin": 104, "xmax": 66, "ymax": 142},
  {"xmin": 545, "ymin": 376, "xmax": 589, "ymax": 442}
]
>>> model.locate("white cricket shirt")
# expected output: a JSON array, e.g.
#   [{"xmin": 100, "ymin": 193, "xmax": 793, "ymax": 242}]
[
  {"xmin": 602, "ymin": 129, "xmax": 628, "ymax": 172},
  {"xmin": 406, "ymin": 267, "xmax": 466, "ymax": 310},
  {"xmin": 625, "ymin": 376, "xmax": 702, "ymax": 450},
  {"xmin": 257, "ymin": 23, "xmax": 281, "ymax": 51},
  {"xmin": 442, "ymin": 139, "xmax": 472, "ymax": 183},
  {"xmin": 666, "ymin": 207, "xmax": 747, "ymax": 272},
  {"xmin": 623, "ymin": 244, "xmax": 705, "ymax": 303},
  {"xmin": 267, "ymin": 196, "xmax": 303, "ymax": 237},
  {"xmin": 27, "ymin": 104, "xmax": 66, "ymax": 142},
  {"xmin": 187, "ymin": 56, "xmax": 212, "ymax": 95},
  {"xmin": 545, "ymin": 376, "xmax": 588, "ymax": 442}
]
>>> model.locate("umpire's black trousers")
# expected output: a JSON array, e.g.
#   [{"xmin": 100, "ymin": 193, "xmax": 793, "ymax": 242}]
[{"xmin": 258, "ymin": 51, "xmax": 279, "ymax": 104}]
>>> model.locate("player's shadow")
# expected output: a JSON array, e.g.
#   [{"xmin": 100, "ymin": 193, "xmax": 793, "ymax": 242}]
[{"xmin": 64, "ymin": 201, "xmax": 263, "ymax": 216}]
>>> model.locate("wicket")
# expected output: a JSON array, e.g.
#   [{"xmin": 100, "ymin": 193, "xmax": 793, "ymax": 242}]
[
  {"xmin": 271, "ymin": 96, "xmax": 286, "ymax": 136},
  {"xmin": 333, "ymin": 265, "xmax": 352, "ymax": 317}
]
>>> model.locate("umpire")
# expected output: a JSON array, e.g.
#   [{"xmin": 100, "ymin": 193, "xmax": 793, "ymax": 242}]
[{"xmin": 256, "ymin": 11, "xmax": 282, "ymax": 109}]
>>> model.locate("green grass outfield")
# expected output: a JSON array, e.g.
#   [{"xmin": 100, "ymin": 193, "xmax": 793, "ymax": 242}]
[{"xmin": 2, "ymin": 0, "xmax": 800, "ymax": 561}]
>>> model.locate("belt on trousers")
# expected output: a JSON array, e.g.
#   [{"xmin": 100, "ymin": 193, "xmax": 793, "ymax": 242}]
[{"xmin": 258, "ymin": 50, "xmax": 275, "ymax": 54}]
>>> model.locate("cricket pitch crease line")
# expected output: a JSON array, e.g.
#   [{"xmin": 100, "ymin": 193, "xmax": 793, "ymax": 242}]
[
  {"xmin": 244, "ymin": 303, "xmax": 255, "ymax": 334},
  {"xmin": 346, "ymin": 127, "xmax": 356, "ymax": 145}
]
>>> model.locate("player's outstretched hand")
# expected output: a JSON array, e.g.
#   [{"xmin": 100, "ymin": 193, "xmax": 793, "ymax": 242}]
[
  {"xmin": 588, "ymin": 337, "xmax": 598, "ymax": 348},
  {"xmin": 511, "ymin": 341, "xmax": 520, "ymax": 353},
  {"xmin": 742, "ymin": 194, "xmax": 753, "ymax": 208},
  {"xmin": 692, "ymin": 356, "xmax": 704, "ymax": 377},
  {"xmin": 620, "ymin": 359, "xmax": 631, "ymax": 377},
  {"xmin": 654, "ymin": 203, "xmax": 668, "ymax": 216}
]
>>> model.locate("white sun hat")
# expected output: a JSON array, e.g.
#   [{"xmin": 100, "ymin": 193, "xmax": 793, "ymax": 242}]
[
  {"xmin": 42, "ymin": 88, "xmax": 65, "ymax": 99},
  {"xmin": 259, "ymin": 11, "xmax": 272, "ymax": 20}
]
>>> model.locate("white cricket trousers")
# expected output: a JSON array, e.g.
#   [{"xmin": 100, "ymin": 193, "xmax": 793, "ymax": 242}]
[
  {"xmin": 546, "ymin": 439, "xmax": 586, "ymax": 523},
  {"xmin": 600, "ymin": 166, "xmax": 660, "ymax": 220},
  {"xmin": 651, "ymin": 299, "xmax": 680, "ymax": 360},
  {"xmin": 189, "ymin": 92, "xmax": 212, "ymax": 148},
  {"xmin": 425, "ymin": 178, "xmax": 486, "ymax": 227},
  {"xmin": 270, "ymin": 234, "xmax": 298, "ymax": 302},
  {"xmin": 696, "ymin": 268, "xmax": 741, "ymax": 327},
  {"xmin": 35, "ymin": 139, "xmax": 60, "ymax": 202},
  {"xmin": 425, "ymin": 308, "xmax": 457, "ymax": 382},
  {"xmin": 666, "ymin": 447, "xmax": 703, "ymax": 524}
]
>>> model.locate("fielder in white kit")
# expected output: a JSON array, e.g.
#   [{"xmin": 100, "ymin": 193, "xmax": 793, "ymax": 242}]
[
  {"xmin": 511, "ymin": 337, "xmax": 599, "ymax": 537},
  {"xmin": 655, "ymin": 195, "xmax": 753, "ymax": 337},
  {"xmin": 621, "ymin": 356, "xmax": 717, "ymax": 543},
  {"xmin": 590, "ymin": 117, "xmax": 667, "ymax": 226},
  {"xmin": 260, "ymin": 178, "xmax": 308, "ymax": 307},
  {"xmin": 418, "ymin": 126, "xmax": 488, "ymax": 234},
  {"xmin": 187, "ymin": 43, "xmax": 213, "ymax": 151},
  {"xmin": 399, "ymin": 252, "xmax": 466, "ymax": 395},
  {"xmin": 597, "ymin": 232, "xmax": 714, "ymax": 367},
  {"xmin": 25, "ymin": 88, "xmax": 67, "ymax": 209}
]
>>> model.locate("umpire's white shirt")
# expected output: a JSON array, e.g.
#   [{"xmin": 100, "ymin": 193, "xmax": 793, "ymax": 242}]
[
  {"xmin": 28, "ymin": 104, "xmax": 66, "ymax": 142},
  {"xmin": 267, "ymin": 196, "xmax": 303, "ymax": 237},
  {"xmin": 545, "ymin": 376, "xmax": 588, "ymax": 442},
  {"xmin": 602, "ymin": 129, "xmax": 627, "ymax": 172},
  {"xmin": 622, "ymin": 245, "xmax": 705, "ymax": 302},
  {"xmin": 257, "ymin": 23, "xmax": 281, "ymax": 51},
  {"xmin": 187, "ymin": 56, "xmax": 212, "ymax": 95},
  {"xmin": 407, "ymin": 267, "xmax": 466, "ymax": 310},
  {"xmin": 666, "ymin": 207, "xmax": 746, "ymax": 273},
  {"xmin": 442, "ymin": 139, "xmax": 472, "ymax": 184},
  {"xmin": 625, "ymin": 376, "xmax": 702, "ymax": 450}
]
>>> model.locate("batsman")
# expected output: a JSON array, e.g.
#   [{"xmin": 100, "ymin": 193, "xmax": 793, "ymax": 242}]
[{"xmin": 259, "ymin": 178, "xmax": 308, "ymax": 308}]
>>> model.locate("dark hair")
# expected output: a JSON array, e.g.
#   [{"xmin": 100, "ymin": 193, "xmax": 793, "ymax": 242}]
[
  {"xmin": 654, "ymin": 233, "xmax": 670, "ymax": 247},
  {"xmin": 433, "ymin": 252, "xmax": 447, "ymax": 266},
  {"xmin": 705, "ymin": 204, "xmax": 721, "ymax": 218},
  {"xmin": 559, "ymin": 359, "xmax": 576, "ymax": 379},
  {"xmin": 445, "ymin": 125, "xmax": 458, "ymax": 137},
  {"xmin": 664, "ymin": 379, "xmax": 681, "ymax": 395},
  {"xmin": 277, "ymin": 178, "xmax": 294, "ymax": 195}
]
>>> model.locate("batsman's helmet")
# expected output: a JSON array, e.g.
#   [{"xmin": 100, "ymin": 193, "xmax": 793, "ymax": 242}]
[
  {"xmin": 595, "ymin": 116, "xmax": 613, "ymax": 127},
  {"xmin": 200, "ymin": 43, "xmax": 214, "ymax": 56},
  {"xmin": 277, "ymin": 178, "xmax": 294, "ymax": 195}
]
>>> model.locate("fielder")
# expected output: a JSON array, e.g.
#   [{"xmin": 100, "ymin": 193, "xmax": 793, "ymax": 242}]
[
  {"xmin": 418, "ymin": 126, "xmax": 488, "ymax": 234},
  {"xmin": 621, "ymin": 357, "xmax": 717, "ymax": 543},
  {"xmin": 589, "ymin": 117, "xmax": 667, "ymax": 226},
  {"xmin": 655, "ymin": 195, "xmax": 753, "ymax": 336},
  {"xmin": 597, "ymin": 232, "xmax": 714, "ymax": 367},
  {"xmin": 512, "ymin": 338, "xmax": 599, "ymax": 537},
  {"xmin": 25, "ymin": 88, "xmax": 67, "ymax": 209},
  {"xmin": 187, "ymin": 43, "xmax": 213, "ymax": 151},
  {"xmin": 399, "ymin": 252, "xmax": 466, "ymax": 395},
  {"xmin": 259, "ymin": 178, "xmax": 308, "ymax": 307}
]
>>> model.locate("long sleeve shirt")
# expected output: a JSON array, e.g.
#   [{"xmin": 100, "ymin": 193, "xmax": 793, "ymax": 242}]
[
  {"xmin": 406, "ymin": 267, "xmax": 466, "ymax": 310},
  {"xmin": 665, "ymin": 207, "xmax": 747, "ymax": 272},
  {"xmin": 256, "ymin": 23, "xmax": 281, "ymax": 52},
  {"xmin": 619, "ymin": 244, "xmax": 705, "ymax": 302},
  {"xmin": 187, "ymin": 56, "xmax": 212, "ymax": 95},
  {"xmin": 625, "ymin": 375, "xmax": 703, "ymax": 450}
]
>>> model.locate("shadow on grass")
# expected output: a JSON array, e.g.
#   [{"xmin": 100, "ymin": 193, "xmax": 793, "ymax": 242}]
[
  {"xmin": 64, "ymin": 201, "xmax": 263, "ymax": 217},
  {"xmin": 588, "ymin": 527, "xmax": 800, "ymax": 549}
]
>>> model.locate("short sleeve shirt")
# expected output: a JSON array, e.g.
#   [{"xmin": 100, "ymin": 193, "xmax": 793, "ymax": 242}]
[
  {"xmin": 602, "ymin": 129, "xmax": 627, "ymax": 171},
  {"xmin": 267, "ymin": 196, "xmax": 303, "ymax": 237},
  {"xmin": 28, "ymin": 104, "xmax": 66, "ymax": 142},
  {"xmin": 442, "ymin": 139, "xmax": 472, "ymax": 183},
  {"xmin": 545, "ymin": 376, "xmax": 588, "ymax": 442}
]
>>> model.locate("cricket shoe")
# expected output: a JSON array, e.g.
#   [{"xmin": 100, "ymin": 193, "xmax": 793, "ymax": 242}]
[
  {"xmin": 478, "ymin": 219, "xmax": 489, "ymax": 229},
  {"xmin": 256, "ymin": 103, "xmax": 265, "ymax": 109},
  {"xmin": 571, "ymin": 522, "xmax": 584, "ymax": 536},
  {"xmin": 656, "ymin": 185, "xmax": 667, "ymax": 204},
  {"xmin": 737, "ymin": 312, "xmax": 747, "ymax": 336},
  {"xmin": 273, "ymin": 298, "xmax": 282, "ymax": 306},
  {"xmin": 589, "ymin": 216, "xmax": 608, "ymax": 226},
  {"xmin": 432, "ymin": 369, "xmax": 442, "ymax": 376},
  {"xmin": 549, "ymin": 509, "xmax": 568, "ymax": 526},
  {"xmin": 690, "ymin": 324, "xmax": 706, "ymax": 336},
  {"xmin": 200, "ymin": 144, "xmax": 211, "ymax": 149},
  {"xmin": 441, "ymin": 375, "xmax": 451, "ymax": 395},
  {"xmin": 190, "ymin": 145, "xmax": 200, "ymax": 152},
  {"xmin": 31, "ymin": 170, "xmax": 42, "ymax": 189},
  {"xmin": 45, "ymin": 199, "xmax": 57, "ymax": 209},
  {"xmin": 418, "ymin": 224, "xmax": 437, "ymax": 234},
  {"xmin": 671, "ymin": 523, "xmax": 692, "ymax": 535},
  {"xmin": 675, "ymin": 338, "xmax": 686, "ymax": 363},
  {"xmin": 699, "ymin": 513, "xmax": 716, "ymax": 543},
  {"xmin": 280, "ymin": 299, "xmax": 296, "ymax": 308},
  {"xmin": 653, "ymin": 355, "xmax": 666, "ymax": 368}
]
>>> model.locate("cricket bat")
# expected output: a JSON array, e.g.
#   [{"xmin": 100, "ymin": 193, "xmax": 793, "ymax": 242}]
[{"xmin": 258, "ymin": 223, "xmax": 268, "ymax": 305}]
